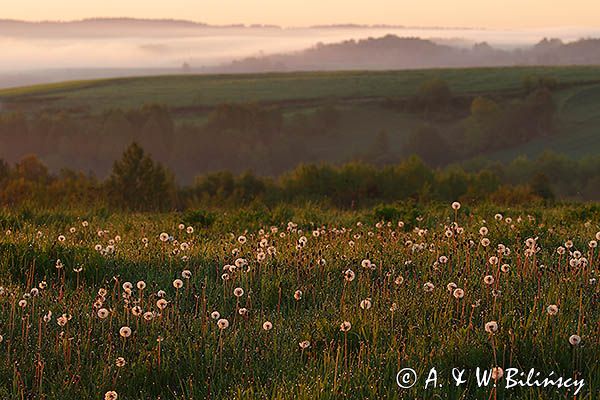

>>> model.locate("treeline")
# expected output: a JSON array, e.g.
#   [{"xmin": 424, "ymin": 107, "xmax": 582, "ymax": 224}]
[
  {"xmin": 218, "ymin": 35, "xmax": 600, "ymax": 73},
  {"xmin": 1, "ymin": 143, "xmax": 600, "ymax": 211},
  {"xmin": 399, "ymin": 76, "xmax": 558, "ymax": 165},
  {"xmin": 0, "ymin": 102, "xmax": 339, "ymax": 182},
  {"xmin": 0, "ymin": 75, "xmax": 561, "ymax": 181}
]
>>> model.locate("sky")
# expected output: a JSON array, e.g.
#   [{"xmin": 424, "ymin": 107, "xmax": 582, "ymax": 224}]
[{"xmin": 4, "ymin": 0, "xmax": 600, "ymax": 28}]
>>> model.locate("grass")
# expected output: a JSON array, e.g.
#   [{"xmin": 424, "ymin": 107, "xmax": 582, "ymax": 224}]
[
  {"xmin": 2, "ymin": 66, "xmax": 600, "ymax": 112},
  {"xmin": 0, "ymin": 203, "xmax": 598, "ymax": 399}
]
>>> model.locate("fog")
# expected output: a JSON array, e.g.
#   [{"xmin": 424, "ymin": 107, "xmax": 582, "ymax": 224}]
[{"xmin": 1, "ymin": 21, "xmax": 600, "ymax": 87}]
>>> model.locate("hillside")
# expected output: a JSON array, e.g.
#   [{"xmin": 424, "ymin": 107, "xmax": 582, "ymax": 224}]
[
  {"xmin": 214, "ymin": 36, "xmax": 600, "ymax": 72},
  {"xmin": 0, "ymin": 66, "xmax": 599, "ymax": 184}
]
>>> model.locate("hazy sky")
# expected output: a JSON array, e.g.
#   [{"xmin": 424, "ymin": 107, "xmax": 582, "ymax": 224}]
[{"xmin": 5, "ymin": 0, "xmax": 600, "ymax": 28}]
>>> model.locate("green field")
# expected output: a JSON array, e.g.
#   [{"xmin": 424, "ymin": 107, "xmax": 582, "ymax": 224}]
[
  {"xmin": 2, "ymin": 65, "xmax": 600, "ymax": 164},
  {"xmin": 0, "ymin": 204, "xmax": 598, "ymax": 399},
  {"xmin": 2, "ymin": 66, "xmax": 600, "ymax": 110}
]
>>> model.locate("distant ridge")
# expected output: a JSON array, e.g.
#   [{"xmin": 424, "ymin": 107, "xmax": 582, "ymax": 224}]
[
  {"xmin": 0, "ymin": 18, "xmax": 486, "ymax": 35},
  {"xmin": 211, "ymin": 35, "xmax": 600, "ymax": 73}
]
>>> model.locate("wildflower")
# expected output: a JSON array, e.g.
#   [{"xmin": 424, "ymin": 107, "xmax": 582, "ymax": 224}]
[
  {"xmin": 340, "ymin": 321, "xmax": 352, "ymax": 332},
  {"xmin": 360, "ymin": 298, "xmax": 372, "ymax": 310},
  {"xmin": 233, "ymin": 287, "xmax": 244, "ymax": 297},
  {"xmin": 237, "ymin": 235, "xmax": 247, "ymax": 244},
  {"xmin": 173, "ymin": 279, "xmax": 184, "ymax": 289},
  {"xmin": 263, "ymin": 321, "xmax": 273, "ymax": 331},
  {"xmin": 186, "ymin": 226, "xmax": 194, "ymax": 234},
  {"xmin": 501, "ymin": 264, "xmax": 510, "ymax": 273},
  {"xmin": 344, "ymin": 269, "xmax": 356, "ymax": 282},
  {"xmin": 58, "ymin": 235, "xmax": 66, "ymax": 242},
  {"xmin": 299, "ymin": 340, "xmax": 310, "ymax": 349},
  {"xmin": 119, "ymin": 326, "xmax": 132, "ymax": 338},
  {"xmin": 105, "ymin": 391, "xmax": 118, "ymax": 400},
  {"xmin": 453, "ymin": 288, "xmax": 465, "ymax": 299},
  {"xmin": 423, "ymin": 282, "xmax": 435, "ymax": 292},
  {"xmin": 294, "ymin": 290, "xmax": 302, "ymax": 301},
  {"xmin": 211, "ymin": 311, "xmax": 220, "ymax": 320},
  {"xmin": 143, "ymin": 312, "xmax": 154, "ymax": 321},
  {"xmin": 492, "ymin": 367, "xmax": 504, "ymax": 380},
  {"xmin": 483, "ymin": 275, "xmax": 495, "ymax": 285},
  {"xmin": 547, "ymin": 305, "xmax": 559, "ymax": 315},
  {"xmin": 159, "ymin": 232, "xmax": 169, "ymax": 242},
  {"xmin": 18, "ymin": 299, "xmax": 27, "ymax": 308},
  {"xmin": 361, "ymin": 259, "xmax": 372, "ymax": 269},
  {"xmin": 394, "ymin": 275, "xmax": 404, "ymax": 285},
  {"xmin": 182, "ymin": 270, "xmax": 192, "ymax": 279},
  {"xmin": 115, "ymin": 357, "xmax": 126, "ymax": 367},
  {"xmin": 452, "ymin": 201, "xmax": 461, "ymax": 210},
  {"xmin": 43, "ymin": 311, "xmax": 52, "ymax": 323},
  {"xmin": 485, "ymin": 321, "xmax": 498, "ymax": 334},
  {"xmin": 156, "ymin": 299, "xmax": 168, "ymax": 310},
  {"xmin": 238, "ymin": 307, "xmax": 248, "ymax": 316},
  {"xmin": 447, "ymin": 282, "xmax": 457, "ymax": 292},
  {"xmin": 57, "ymin": 314, "xmax": 68, "ymax": 326},
  {"xmin": 217, "ymin": 318, "xmax": 229, "ymax": 330},
  {"xmin": 98, "ymin": 308, "xmax": 109, "ymax": 319},
  {"xmin": 569, "ymin": 334, "xmax": 581, "ymax": 346},
  {"xmin": 137, "ymin": 281, "xmax": 146, "ymax": 290}
]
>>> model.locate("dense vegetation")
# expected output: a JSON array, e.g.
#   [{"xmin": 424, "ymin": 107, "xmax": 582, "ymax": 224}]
[
  {"xmin": 0, "ymin": 204, "xmax": 598, "ymax": 399},
  {"xmin": 3, "ymin": 142, "xmax": 600, "ymax": 211},
  {"xmin": 1, "ymin": 66, "xmax": 599, "ymax": 183}
]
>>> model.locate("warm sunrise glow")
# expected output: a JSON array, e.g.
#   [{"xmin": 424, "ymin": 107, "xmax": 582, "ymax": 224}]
[{"xmin": 6, "ymin": 0, "xmax": 600, "ymax": 28}]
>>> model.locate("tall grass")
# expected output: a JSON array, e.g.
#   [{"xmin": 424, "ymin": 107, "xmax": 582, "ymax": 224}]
[{"xmin": 0, "ymin": 204, "xmax": 598, "ymax": 399}]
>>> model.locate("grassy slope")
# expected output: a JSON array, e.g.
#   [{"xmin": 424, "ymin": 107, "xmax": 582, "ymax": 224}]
[
  {"xmin": 1, "ymin": 65, "xmax": 599, "ymax": 161},
  {"xmin": 2, "ymin": 66, "xmax": 600, "ymax": 110}
]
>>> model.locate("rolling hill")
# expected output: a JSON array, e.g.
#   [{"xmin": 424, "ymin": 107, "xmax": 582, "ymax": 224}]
[{"xmin": 0, "ymin": 65, "xmax": 599, "ymax": 181}]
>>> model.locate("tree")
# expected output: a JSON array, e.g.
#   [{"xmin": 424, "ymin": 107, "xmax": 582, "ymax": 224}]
[
  {"xmin": 106, "ymin": 143, "xmax": 176, "ymax": 211},
  {"xmin": 414, "ymin": 78, "xmax": 452, "ymax": 113},
  {"xmin": 15, "ymin": 154, "xmax": 49, "ymax": 183},
  {"xmin": 405, "ymin": 125, "xmax": 450, "ymax": 166},
  {"xmin": 0, "ymin": 159, "xmax": 10, "ymax": 183},
  {"xmin": 530, "ymin": 172, "xmax": 555, "ymax": 201}
]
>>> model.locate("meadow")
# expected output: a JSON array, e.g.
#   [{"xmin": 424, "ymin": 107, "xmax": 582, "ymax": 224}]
[
  {"xmin": 0, "ymin": 203, "xmax": 598, "ymax": 399},
  {"xmin": 3, "ymin": 66, "xmax": 600, "ymax": 110}
]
